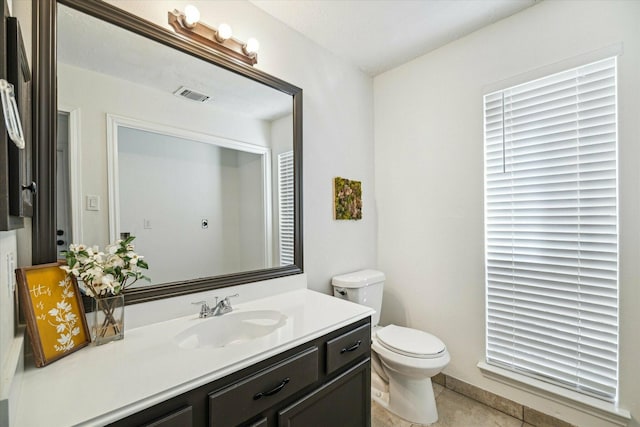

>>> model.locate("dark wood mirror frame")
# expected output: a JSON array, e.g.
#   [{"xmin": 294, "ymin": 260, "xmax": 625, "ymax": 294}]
[{"xmin": 32, "ymin": 0, "xmax": 303, "ymax": 305}]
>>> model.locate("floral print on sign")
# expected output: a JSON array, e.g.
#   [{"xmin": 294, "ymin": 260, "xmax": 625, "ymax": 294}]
[{"xmin": 47, "ymin": 277, "xmax": 82, "ymax": 352}]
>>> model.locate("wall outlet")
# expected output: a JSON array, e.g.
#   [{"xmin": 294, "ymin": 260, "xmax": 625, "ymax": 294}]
[
  {"xmin": 201, "ymin": 219, "xmax": 208, "ymax": 229},
  {"xmin": 6, "ymin": 252, "xmax": 16, "ymax": 293}
]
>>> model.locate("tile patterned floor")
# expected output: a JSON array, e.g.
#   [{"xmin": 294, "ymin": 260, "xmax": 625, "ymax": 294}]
[{"xmin": 372, "ymin": 383, "xmax": 533, "ymax": 427}]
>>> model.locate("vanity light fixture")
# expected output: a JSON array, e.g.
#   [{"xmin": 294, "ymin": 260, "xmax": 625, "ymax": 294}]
[
  {"xmin": 216, "ymin": 23, "xmax": 232, "ymax": 42},
  {"xmin": 243, "ymin": 38, "xmax": 260, "ymax": 56},
  {"xmin": 182, "ymin": 4, "xmax": 200, "ymax": 28},
  {"xmin": 168, "ymin": 6, "xmax": 259, "ymax": 66}
]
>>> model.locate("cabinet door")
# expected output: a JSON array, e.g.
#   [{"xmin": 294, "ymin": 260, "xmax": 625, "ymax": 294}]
[{"xmin": 277, "ymin": 359, "xmax": 370, "ymax": 427}]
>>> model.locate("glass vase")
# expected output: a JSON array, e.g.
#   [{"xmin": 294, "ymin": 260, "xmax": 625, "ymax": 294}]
[{"xmin": 91, "ymin": 294, "xmax": 125, "ymax": 345}]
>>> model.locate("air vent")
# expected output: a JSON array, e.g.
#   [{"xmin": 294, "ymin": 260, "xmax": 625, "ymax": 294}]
[{"xmin": 173, "ymin": 86, "xmax": 211, "ymax": 103}]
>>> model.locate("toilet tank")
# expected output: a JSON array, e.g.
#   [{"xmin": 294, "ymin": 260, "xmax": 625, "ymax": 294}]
[{"xmin": 332, "ymin": 269, "xmax": 385, "ymax": 327}]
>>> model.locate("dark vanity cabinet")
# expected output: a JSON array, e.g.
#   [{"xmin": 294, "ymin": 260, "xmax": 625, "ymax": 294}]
[{"xmin": 108, "ymin": 318, "xmax": 371, "ymax": 427}]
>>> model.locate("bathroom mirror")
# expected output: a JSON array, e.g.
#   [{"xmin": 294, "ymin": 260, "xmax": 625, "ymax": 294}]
[{"xmin": 33, "ymin": 0, "xmax": 303, "ymax": 304}]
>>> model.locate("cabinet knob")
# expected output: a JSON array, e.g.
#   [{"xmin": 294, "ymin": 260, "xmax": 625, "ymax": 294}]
[{"xmin": 22, "ymin": 181, "xmax": 37, "ymax": 195}]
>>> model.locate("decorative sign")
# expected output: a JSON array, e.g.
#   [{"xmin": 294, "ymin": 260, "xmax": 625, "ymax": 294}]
[
  {"xmin": 16, "ymin": 262, "xmax": 90, "ymax": 367},
  {"xmin": 334, "ymin": 177, "xmax": 362, "ymax": 220}
]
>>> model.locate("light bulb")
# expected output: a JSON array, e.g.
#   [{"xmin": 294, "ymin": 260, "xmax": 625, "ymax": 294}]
[
  {"xmin": 244, "ymin": 37, "xmax": 260, "ymax": 55},
  {"xmin": 217, "ymin": 23, "xmax": 232, "ymax": 41},
  {"xmin": 183, "ymin": 5, "xmax": 200, "ymax": 27}
]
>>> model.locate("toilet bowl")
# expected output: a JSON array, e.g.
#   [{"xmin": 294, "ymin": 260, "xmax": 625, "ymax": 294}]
[
  {"xmin": 371, "ymin": 325, "xmax": 450, "ymax": 425},
  {"xmin": 332, "ymin": 270, "xmax": 450, "ymax": 425}
]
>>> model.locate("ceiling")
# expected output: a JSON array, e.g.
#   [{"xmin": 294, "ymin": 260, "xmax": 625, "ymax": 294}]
[{"xmin": 250, "ymin": 0, "xmax": 539, "ymax": 76}]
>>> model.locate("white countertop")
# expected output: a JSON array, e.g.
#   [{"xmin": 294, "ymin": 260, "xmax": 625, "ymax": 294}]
[{"xmin": 14, "ymin": 289, "xmax": 373, "ymax": 427}]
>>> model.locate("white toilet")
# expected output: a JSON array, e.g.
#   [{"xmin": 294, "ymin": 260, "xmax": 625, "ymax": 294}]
[{"xmin": 332, "ymin": 269, "xmax": 450, "ymax": 425}]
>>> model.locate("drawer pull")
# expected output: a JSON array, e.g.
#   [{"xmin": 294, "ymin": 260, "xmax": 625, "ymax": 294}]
[
  {"xmin": 253, "ymin": 378, "xmax": 290, "ymax": 400},
  {"xmin": 340, "ymin": 340, "xmax": 362, "ymax": 354}
]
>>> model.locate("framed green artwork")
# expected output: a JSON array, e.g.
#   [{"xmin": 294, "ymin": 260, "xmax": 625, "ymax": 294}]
[{"xmin": 334, "ymin": 177, "xmax": 362, "ymax": 220}]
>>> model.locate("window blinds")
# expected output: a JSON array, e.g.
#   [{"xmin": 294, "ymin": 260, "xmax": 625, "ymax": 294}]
[
  {"xmin": 278, "ymin": 151, "xmax": 294, "ymax": 266},
  {"xmin": 483, "ymin": 57, "xmax": 618, "ymax": 401}
]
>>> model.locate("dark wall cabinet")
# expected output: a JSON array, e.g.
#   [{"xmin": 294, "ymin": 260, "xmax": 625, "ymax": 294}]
[
  {"xmin": 108, "ymin": 317, "xmax": 371, "ymax": 427},
  {"xmin": 1, "ymin": 1, "xmax": 33, "ymax": 231}
]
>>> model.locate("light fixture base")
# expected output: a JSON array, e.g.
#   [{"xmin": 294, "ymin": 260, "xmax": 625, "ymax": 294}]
[{"xmin": 168, "ymin": 10, "xmax": 257, "ymax": 66}]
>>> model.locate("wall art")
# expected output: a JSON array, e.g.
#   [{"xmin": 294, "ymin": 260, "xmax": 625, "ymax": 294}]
[
  {"xmin": 16, "ymin": 262, "xmax": 90, "ymax": 367},
  {"xmin": 334, "ymin": 177, "xmax": 362, "ymax": 220}
]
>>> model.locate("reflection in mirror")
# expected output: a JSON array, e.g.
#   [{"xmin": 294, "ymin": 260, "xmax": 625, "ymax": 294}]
[
  {"xmin": 56, "ymin": 3, "xmax": 296, "ymax": 288},
  {"xmin": 113, "ymin": 118, "xmax": 274, "ymax": 286}
]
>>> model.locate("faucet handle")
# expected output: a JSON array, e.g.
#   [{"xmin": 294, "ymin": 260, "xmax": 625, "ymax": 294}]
[
  {"xmin": 191, "ymin": 300, "xmax": 210, "ymax": 317},
  {"xmin": 221, "ymin": 293, "xmax": 239, "ymax": 307},
  {"xmin": 191, "ymin": 300, "xmax": 208, "ymax": 307},
  {"xmin": 224, "ymin": 293, "xmax": 239, "ymax": 302},
  {"xmin": 217, "ymin": 294, "xmax": 239, "ymax": 314}
]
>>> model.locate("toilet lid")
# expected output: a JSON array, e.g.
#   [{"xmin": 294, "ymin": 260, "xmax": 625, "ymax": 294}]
[{"xmin": 376, "ymin": 325, "xmax": 446, "ymax": 358}]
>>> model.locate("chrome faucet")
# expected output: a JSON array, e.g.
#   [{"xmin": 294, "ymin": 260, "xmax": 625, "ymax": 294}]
[
  {"xmin": 211, "ymin": 293, "xmax": 239, "ymax": 316},
  {"xmin": 192, "ymin": 294, "xmax": 239, "ymax": 318}
]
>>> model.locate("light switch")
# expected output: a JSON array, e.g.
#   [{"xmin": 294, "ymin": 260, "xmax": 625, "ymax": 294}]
[
  {"xmin": 143, "ymin": 218, "xmax": 152, "ymax": 229},
  {"xmin": 86, "ymin": 195, "xmax": 100, "ymax": 211}
]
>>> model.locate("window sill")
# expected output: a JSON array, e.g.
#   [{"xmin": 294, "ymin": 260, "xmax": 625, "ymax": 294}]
[{"xmin": 477, "ymin": 361, "xmax": 631, "ymax": 427}]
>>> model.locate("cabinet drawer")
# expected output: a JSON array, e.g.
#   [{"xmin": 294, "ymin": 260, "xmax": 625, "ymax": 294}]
[
  {"xmin": 326, "ymin": 324, "xmax": 370, "ymax": 374},
  {"xmin": 209, "ymin": 347, "xmax": 318, "ymax": 427},
  {"xmin": 143, "ymin": 406, "xmax": 192, "ymax": 427}
]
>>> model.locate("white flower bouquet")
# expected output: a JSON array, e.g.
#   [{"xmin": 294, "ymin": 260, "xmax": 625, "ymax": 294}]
[
  {"xmin": 60, "ymin": 236, "xmax": 149, "ymax": 344},
  {"xmin": 60, "ymin": 236, "xmax": 149, "ymax": 298}
]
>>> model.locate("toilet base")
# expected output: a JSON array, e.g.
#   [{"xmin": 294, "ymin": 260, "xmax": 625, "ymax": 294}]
[
  {"xmin": 371, "ymin": 372, "xmax": 439, "ymax": 426},
  {"xmin": 371, "ymin": 369, "xmax": 388, "ymax": 393}
]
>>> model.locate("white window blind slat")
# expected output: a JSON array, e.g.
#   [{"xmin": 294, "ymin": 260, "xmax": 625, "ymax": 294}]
[
  {"xmin": 483, "ymin": 56, "xmax": 618, "ymax": 402},
  {"xmin": 278, "ymin": 151, "xmax": 294, "ymax": 266},
  {"xmin": 487, "ymin": 309, "xmax": 617, "ymax": 338},
  {"xmin": 486, "ymin": 334, "xmax": 616, "ymax": 376}
]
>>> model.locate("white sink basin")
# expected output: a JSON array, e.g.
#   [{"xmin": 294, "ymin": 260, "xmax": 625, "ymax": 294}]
[{"xmin": 174, "ymin": 310, "xmax": 288, "ymax": 349}]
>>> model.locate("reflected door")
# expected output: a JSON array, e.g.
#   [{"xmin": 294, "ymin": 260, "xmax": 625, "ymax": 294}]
[{"xmin": 56, "ymin": 112, "xmax": 72, "ymax": 259}]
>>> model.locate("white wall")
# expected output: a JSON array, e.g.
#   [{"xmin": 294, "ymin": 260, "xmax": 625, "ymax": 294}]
[
  {"xmin": 0, "ymin": 232, "xmax": 17, "ymax": 377},
  {"xmin": 104, "ymin": 0, "xmax": 377, "ymax": 293},
  {"xmin": 374, "ymin": 1, "xmax": 640, "ymax": 426}
]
